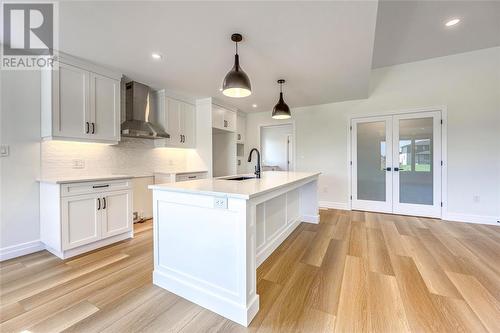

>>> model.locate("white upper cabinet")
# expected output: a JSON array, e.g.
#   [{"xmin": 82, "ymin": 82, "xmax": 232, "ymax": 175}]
[
  {"xmin": 236, "ymin": 113, "xmax": 246, "ymax": 143},
  {"xmin": 41, "ymin": 54, "xmax": 121, "ymax": 144},
  {"xmin": 212, "ymin": 104, "xmax": 236, "ymax": 132},
  {"xmin": 181, "ymin": 102, "xmax": 196, "ymax": 147},
  {"xmin": 90, "ymin": 73, "xmax": 120, "ymax": 141},
  {"xmin": 153, "ymin": 90, "xmax": 196, "ymax": 148}
]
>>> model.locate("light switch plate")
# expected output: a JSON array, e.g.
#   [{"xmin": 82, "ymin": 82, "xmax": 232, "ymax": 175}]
[
  {"xmin": 0, "ymin": 144, "xmax": 9, "ymax": 157},
  {"xmin": 214, "ymin": 197, "xmax": 228, "ymax": 209}
]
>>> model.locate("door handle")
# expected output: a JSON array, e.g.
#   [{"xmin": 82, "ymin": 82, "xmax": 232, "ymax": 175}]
[
  {"xmin": 91, "ymin": 123, "xmax": 95, "ymax": 134},
  {"xmin": 102, "ymin": 197, "xmax": 106, "ymax": 209},
  {"xmin": 385, "ymin": 167, "xmax": 391, "ymax": 171},
  {"xmin": 86, "ymin": 122, "xmax": 90, "ymax": 134},
  {"xmin": 97, "ymin": 198, "xmax": 101, "ymax": 210},
  {"xmin": 180, "ymin": 134, "xmax": 182, "ymax": 143},
  {"xmin": 183, "ymin": 135, "xmax": 185, "ymax": 143},
  {"xmin": 394, "ymin": 167, "xmax": 400, "ymax": 171}
]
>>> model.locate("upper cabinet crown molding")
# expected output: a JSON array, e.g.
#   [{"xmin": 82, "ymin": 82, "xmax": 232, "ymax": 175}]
[{"xmin": 41, "ymin": 55, "xmax": 122, "ymax": 144}]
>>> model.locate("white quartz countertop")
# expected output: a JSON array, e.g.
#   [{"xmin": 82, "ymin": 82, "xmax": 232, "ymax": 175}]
[
  {"xmin": 37, "ymin": 174, "xmax": 132, "ymax": 184},
  {"xmin": 148, "ymin": 171, "xmax": 320, "ymax": 199}
]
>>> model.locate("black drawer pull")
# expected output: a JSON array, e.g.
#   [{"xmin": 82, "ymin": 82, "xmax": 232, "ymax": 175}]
[
  {"xmin": 93, "ymin": 184, "xmax": 110, "ymax": 188},
  {"xmin": 188, "ymin": 176, "xmax": 197, "ymax": 179}
]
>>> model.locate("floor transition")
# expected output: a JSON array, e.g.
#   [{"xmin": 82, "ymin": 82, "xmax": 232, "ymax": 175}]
[{"xmin": 1, "ymin": 210, "xmax": 499, "ymax": 332}]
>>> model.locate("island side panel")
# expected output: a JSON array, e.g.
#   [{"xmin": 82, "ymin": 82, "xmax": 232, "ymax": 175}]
[
  {"xmin": 151, "ymin": 189, "xmax": 258, "ymax": 326},
  {"xmin": 300, "ymin": 179, "xmax": 320, "ymax": 223}
]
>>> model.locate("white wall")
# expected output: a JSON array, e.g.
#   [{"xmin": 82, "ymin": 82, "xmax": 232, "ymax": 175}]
[
  {"xmin": 261, "ymin": 124, "xmax": 293, "ymax": 171},
  {"xmin": 1, "ymin": 70, "xmax": 44, "ymax": 260},
  {"xmin": 246, "ymin": 47, "xmax": 500, "ymax": 224}
]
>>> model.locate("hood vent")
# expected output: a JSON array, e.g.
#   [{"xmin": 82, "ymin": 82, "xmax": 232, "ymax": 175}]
[{"xmin": 121, "ymin": 81, "xmax": 170, "ymax": 139}]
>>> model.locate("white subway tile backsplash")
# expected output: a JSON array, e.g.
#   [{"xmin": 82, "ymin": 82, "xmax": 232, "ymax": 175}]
[{"xmin": 41, "ymin": 138, "xmax": 188, "ymax": 178}]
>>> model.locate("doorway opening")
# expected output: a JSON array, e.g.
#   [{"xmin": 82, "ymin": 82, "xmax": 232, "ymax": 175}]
[{"xmin": 260, "ymin": 124, "xmax": 294, "ymax": 171}]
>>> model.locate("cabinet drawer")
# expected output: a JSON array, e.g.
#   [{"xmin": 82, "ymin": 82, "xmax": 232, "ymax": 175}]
[
  {"xmin": 175, "ymin": 172, "xmax": 207, "ymax": 182},
  {"xmin": 61, "ymin": 179, "xmax": 132, "ymax": 197}
]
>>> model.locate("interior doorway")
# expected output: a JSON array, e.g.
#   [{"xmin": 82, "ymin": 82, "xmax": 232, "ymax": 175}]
[
  {"xmin": 260, "ymin": 124, "xmax": 294, "ymax": 171},
  {"xmin": 351, "ymin": 110, "xmax": 443, "ymax": 218}
]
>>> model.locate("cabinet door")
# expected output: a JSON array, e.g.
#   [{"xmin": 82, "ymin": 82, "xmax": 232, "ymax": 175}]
[
  {"xmin": 101, "ymin": 190, "xmax": 133, "ymax": 238},
  {"xmin": 236, "ymin": 114, "xmax": 246, "ymax": 142},
  {"xmin": 181, "ymin": 102, "xmax": 196, "ymax": 147},
  {"xmin": 224, "ymin": 110, "xmax": 237, "ymax": 132},
  {"xmin": 54, "ymin": 63, "xmax": 90, "ymax": 139},
  {"xmin": 90, "ymin": 73, "xmax": 120, "ymax": 141},
  {"xmin": 167, "ymin": 98, "xmax": 182, "ymax": 146},
  {"xmin": 212, "ymin": 105, "xmax": 225, "ymax": 129},
  {"xmin": 61, "ymin": 193, "xmax": 100, "ymax": 250}
]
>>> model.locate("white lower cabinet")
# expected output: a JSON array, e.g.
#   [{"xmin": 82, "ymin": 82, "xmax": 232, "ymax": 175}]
[
  {"xmin": 101, "ymin": 190, "xmax": 132, "ymax": 238},
  {"xmin": 40, "ymin": 178, "xmax": 133, "ymax": 259},
  {"xmin": 62, "ymin": 193, "xmax": 101, "ymax": 250}
]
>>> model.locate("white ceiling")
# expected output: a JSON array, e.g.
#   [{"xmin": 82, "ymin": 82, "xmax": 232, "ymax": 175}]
[
  {"xmin": 372, "ymin": 0, "xmax": 500, "ymax": 68},
  {"xmin": 35, "ymin": 1, "xmax": 500, "ymax": 113},
  {"xmin": 57, "ymin": 1, "xmax": 378, "ymax": 113}
]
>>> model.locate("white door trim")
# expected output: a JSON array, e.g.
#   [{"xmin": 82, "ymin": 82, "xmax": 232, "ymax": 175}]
[{"xmin": 348, "ymin": 105, "xmax": 448, "ymax": 219}]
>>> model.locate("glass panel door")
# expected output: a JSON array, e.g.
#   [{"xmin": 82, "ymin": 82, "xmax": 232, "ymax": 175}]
[
  {"xmin": 392, "ymin": 112, "xmax": 441, "ymax": 217},
  {"xmin": 351, "ymin": 117, "xmax": 393, "ymax": 213}
]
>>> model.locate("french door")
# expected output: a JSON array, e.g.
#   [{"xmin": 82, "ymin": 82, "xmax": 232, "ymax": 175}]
[{"xmin": 351, "ymin": 111, "xmax": 442, "ymax": 218}]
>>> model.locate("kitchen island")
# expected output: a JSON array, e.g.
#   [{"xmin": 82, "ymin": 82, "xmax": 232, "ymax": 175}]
[{"xmin": 149, "ymin": 171, "xmax": 320, "ymax": 326}]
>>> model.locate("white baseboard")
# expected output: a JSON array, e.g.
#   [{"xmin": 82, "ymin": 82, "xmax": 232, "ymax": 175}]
[
  {"xmin": 0, "ymin": 240, "xmax": 45, "ymax": 262},
  {"xmin": 443, "ymin": 212, "xmax": 499, "ymax": 226},
  {"xmin": 319, "ymin": 201, "xmax": 350, "ymax": 211}
]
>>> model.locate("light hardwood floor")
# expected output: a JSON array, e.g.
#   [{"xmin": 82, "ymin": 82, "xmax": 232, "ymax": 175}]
[{"xmin": 1, "ymin": 210, "xmax": 500, "ymax": 332}]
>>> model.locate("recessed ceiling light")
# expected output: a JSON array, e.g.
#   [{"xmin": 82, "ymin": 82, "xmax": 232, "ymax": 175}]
[
  {"xmin": 252, "ymin": 104, "xmax": 257, "ymax": 108},
  {"xmin": 445, "ymin": 18, "xmax": 460, "ymax": 27},
  {"xmin": 151, "ymin": 52, "xmax": 163, "ymax": 60}
]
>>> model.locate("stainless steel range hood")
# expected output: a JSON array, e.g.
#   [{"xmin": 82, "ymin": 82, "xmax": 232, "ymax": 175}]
[{"xmin": 121, "ymin": 81, "xmax": 170, "ymax": 139}]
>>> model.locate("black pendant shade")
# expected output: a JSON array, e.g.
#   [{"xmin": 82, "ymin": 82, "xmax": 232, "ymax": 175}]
[
  {"xmin": 272, "ymin": 79, "xmax": 291, "ymax": 119},
  {"xmin": 222, "ymin": 34, "xmax": 252, "ymax": 98}
]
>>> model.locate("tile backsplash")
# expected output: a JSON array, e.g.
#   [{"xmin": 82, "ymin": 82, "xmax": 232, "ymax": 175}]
[{"xmin": 41, "ymin": 138, "xmax": 191, "ymax": 178}]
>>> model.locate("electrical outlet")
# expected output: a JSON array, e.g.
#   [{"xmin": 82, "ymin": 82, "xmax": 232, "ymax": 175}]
[
  {"xmin": 473, "ymin": 195, "xmax": 480, "ymax": 203},
  {"xmin": 72, "ymin": 159, "xmax": 85, "ymax": 169},
  {"xmin": 214, "ymin": 197, "xmax": 228, "ymax": 209}
]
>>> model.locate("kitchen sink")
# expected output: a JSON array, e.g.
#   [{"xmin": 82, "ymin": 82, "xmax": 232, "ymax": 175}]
[{"xmin": 224, "ymin": 176, "xmax": 256, "ymax": 181}]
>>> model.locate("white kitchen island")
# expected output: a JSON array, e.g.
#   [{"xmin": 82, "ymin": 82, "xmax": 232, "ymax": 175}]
[{"xmin": 149, "ymin": 171, "xmax": 320, "ymax": 326}]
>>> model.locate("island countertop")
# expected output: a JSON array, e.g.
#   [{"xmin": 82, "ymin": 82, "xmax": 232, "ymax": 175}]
[{"xmin": 148, "ymin": 171, "xmax": 320, "ymax": 199}]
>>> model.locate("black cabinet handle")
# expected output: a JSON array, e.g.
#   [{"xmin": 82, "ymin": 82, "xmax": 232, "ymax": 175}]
[
  {"xmin": 97, "ymin": 198, "xmax": 101, "ymax": 210},
  {"xmin": 238, "ymin": 134, "xmax": 241, "ymax": 140},
  {"xmin": 385, "ymin": 167, "xmax": 391, "ymax": 171},
  {"xmin": 183, "ymin": 135, "xmax": 185, "ymax": 143},
  {"xmin": 394, "ymin": 167, "xmax": 400, "ymax": 171},
  {"xmin": 188, "ymin": 175, "xmax": 196, "ymax": 179},
  {"xmin": 102, "ymin": 197, "xmax": 106, "ymax": 209},
  {"xmin": 86, "ymin": 122, "xmax": 90, "ymax": 134},
  {"xmin": 92, "ymin": 184, "xmax": 109, "ymax": 188},
  {"xmin": 91, "ymin": 122, "xmax": 95, "ymax": 134}
]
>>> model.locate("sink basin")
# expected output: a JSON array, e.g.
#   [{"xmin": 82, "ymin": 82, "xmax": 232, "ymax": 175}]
[{"xmin": 224, "ymin": 176, "xmax": 256, "ymax": 181}]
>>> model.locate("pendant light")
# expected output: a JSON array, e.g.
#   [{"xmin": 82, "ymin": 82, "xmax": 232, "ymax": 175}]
[
  {"xmin": 222, "ymin": 33, "xmax": 252, "ymax": 98},
  {"xmin": 272, "ymin": 79, "xmax": 291, "ymax": 119}
]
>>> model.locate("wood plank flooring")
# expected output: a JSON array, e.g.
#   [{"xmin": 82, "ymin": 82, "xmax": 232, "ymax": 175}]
[{"xmin": 1, "ymin": 210, "xmax": 499, "ymax": 332}]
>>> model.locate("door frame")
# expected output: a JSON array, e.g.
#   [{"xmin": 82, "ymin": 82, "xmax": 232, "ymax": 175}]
[{"xmin": 348, "ymin": 106, "xmax": 448, "ymax": 218}]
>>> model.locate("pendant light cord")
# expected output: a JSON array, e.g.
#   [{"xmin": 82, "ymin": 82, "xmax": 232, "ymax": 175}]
[{"xmin": 235, "ymin": 41, "xmax": 238, "ymax": 55}]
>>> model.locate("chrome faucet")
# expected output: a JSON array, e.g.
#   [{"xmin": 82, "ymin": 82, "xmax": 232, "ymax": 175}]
[{"xmin": 247, "ymin": 148, "xmax": 261, "ymax": 178}]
